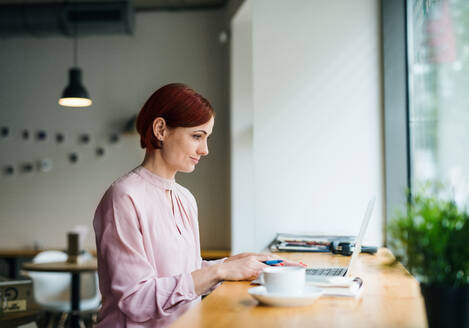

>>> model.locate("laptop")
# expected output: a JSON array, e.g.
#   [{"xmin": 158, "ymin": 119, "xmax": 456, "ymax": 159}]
[{"xmin": 306, "ymin": 197, "xmax": 376, "ymax": 279}]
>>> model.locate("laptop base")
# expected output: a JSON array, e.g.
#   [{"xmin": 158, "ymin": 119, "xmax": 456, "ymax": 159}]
[{"xmin": 306, "ymin": 267, "xmax": 347, "ymax": 277}]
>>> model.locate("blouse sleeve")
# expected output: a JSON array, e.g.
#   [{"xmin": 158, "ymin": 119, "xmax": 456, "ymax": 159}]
[
  {"xmin": 199, "ymin": 258, "xmax": 226, "ymax": 295},
  {"xmin": 94, "ymin": 186, "xmax": 199, "ymax": 323},
  {"xmin": 201, "ymin": 258, "xmax": 226, "ymax": 268}
]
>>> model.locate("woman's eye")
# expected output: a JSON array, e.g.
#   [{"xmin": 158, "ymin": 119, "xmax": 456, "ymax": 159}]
[{"xmin": 193, "ymin": 135, "xmax": 202, "ymax": 140}]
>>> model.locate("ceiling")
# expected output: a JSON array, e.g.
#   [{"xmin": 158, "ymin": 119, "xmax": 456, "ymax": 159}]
[
  {"xmin": 0, "ymin": 0, "xmax": 229, "ymax": 11},
  {"xmin": 0, "ymin": 0, "xmax": 230, "ymax": 37}
]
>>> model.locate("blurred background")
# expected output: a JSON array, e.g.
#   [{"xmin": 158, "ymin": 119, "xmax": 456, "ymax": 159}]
[{"xmin": 0, "ymin": 0, "xmax": 467, "ymax": 271}]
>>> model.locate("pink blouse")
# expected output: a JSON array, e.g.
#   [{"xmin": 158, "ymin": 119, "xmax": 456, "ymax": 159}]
[{"xmin": 93, "ymin": 166, "xmax": 223, "ymax": 327}]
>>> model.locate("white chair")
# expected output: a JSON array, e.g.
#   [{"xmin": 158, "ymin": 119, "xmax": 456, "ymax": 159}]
[{"xmin": 27, "ymin": 250, "xmax": 101, "ymax": 325}]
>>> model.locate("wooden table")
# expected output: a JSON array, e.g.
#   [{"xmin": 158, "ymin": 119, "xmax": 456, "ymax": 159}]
[
  {"xmin": 22, "ymin": 259, "xmax": 98, "ymax": 328},
  {"xmin": 0, "ymin": 249, "xmax": 229, "ymax": 279},
  {"xmin": 171, "ymin": 249, "xmax": 427, "ymax": 328}
]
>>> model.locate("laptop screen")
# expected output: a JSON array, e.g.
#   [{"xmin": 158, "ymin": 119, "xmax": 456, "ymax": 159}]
[{"xmin": 346, "ymin": 197, "xmax": 376, "ymax": 276}]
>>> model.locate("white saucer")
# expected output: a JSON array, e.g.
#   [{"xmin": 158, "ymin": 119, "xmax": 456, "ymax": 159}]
[{"xmin": 248, "ymin": 285, "xmax": 323, "ymax": 307}]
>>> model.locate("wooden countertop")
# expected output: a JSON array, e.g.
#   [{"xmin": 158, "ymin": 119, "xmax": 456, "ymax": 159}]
[
  {"xmin": 0, "ymin": 249, "xmax": 230, "ymax": 260},
  {"xmin": 200, "ymin": 250, "xmax": 231, "ymax": 260},
  {"xmin": 22, "ymin": 259, "xmax": 98, "ymax": 273},
  {"xmin": 0, "ymin": 249, "xmax": 45, "ymax": 257},
  {"xmin": 170, "ymin": 249, "xmax": 427, "ymax": 328}
]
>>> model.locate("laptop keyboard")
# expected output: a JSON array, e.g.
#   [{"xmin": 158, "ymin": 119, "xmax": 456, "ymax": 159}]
[{"xmin": 306, "ymin": 267, "xmax": 347, "ymax": 277}]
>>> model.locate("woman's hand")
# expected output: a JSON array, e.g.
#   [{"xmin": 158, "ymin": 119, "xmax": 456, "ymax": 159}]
[
  {"xmin": 217, "ymin": 253, "xmax": 307, "ymax": 281},
  {"xmin": 217, "ymin": 254, "xmax": 271, "ymax": 281},
  {"xmin": 224, "ymin": 252, "xmax": 306, "ymax": 268},
  {"xmin": 224, "ymin": 252, "xmax": 274, "ymax": 263}
]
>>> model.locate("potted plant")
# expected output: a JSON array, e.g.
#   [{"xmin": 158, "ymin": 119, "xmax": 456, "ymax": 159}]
[{"xmin": 388, "ymin": 186, "xmax": 469, "ymax": 328}]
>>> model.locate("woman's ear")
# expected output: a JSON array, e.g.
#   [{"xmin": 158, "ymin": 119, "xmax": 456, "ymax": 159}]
[{"xmin": 152, "ymin": 117, "xmax": 167, "ymax": 142}]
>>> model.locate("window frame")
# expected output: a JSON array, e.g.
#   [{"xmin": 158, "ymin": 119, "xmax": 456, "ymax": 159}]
[{"xmin": 381, "ymin": 0, "xmax": 411, "ymax": 245}]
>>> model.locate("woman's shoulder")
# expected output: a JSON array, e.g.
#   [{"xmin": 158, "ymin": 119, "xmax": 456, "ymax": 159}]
[
  {"xmin": 93, "ymin": 170, "xmax": 140, "ymax": 223},
  {"xmin": 103, "ymin": 167, "xmax": 145, "ymax": 199}
]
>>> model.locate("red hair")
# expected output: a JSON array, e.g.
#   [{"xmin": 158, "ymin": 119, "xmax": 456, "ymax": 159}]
[{"xmin": 136, "ymin": 83, "xmax": 215, "ymax": 150}]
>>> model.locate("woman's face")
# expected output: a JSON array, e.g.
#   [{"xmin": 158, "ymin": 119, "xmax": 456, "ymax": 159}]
[{"xmin": 160, "ymin": 116, "xmax": 214, "ymax": 173}]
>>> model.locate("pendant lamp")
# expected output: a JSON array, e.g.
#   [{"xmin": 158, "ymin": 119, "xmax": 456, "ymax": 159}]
[{"xmin": 59, "ymin": 34, "xmax": 92, "ymax": 107}]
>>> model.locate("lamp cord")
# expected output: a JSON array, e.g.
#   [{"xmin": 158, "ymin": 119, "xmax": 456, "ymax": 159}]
[{"xmin": 73, "ymin": 31, "xmax": 78, "ymax": 68}]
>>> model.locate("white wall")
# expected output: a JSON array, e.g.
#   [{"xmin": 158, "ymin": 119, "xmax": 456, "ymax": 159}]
[
  {"xmin": 0, "ymin": 10, "xmax": 231, "ymax": 251},
  {"xmin": 231, "ymin": 0, "xmax": 384, "ymax": 252},
  {"xmin": 230, "ymin": 0, "xmax": 255, "ymax": 252}
]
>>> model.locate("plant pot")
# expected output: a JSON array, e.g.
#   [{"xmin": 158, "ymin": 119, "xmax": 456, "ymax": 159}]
[{"xmin": 420, "ymin": 283, "xmax": 469, "ymax": 328}]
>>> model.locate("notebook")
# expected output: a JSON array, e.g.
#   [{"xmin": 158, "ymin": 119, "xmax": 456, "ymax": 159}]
[
  {"xmin": 308, "ymin": 276, "xmax": 364, "ymax": 298},
  {"xmin": 306, "ymin": 197, "xmax": 376, "ymax": 279}
]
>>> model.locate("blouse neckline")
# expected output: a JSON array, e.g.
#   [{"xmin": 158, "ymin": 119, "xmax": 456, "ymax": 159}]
[{"xmin": 134, "ymin": 165, "xmax": 176, "ymax": 191}]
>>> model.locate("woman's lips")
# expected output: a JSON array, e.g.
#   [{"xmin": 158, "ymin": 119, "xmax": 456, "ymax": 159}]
[{"xmin": 190, "ymin": 157, "xmax": 199, "ymax": 164}]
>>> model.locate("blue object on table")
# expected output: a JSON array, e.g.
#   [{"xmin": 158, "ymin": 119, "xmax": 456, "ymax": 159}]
[{"xmin": 263, "ymin": 260, "xmax": 284, "ymax": 265}]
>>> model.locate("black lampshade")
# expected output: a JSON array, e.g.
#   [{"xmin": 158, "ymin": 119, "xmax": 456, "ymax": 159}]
[{"xmin": 58, "ymin": 68, "xmax": 92, "ymax": 107}]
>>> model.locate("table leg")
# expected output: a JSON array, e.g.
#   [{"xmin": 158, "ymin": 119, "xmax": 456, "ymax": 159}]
[{"xmin": 70, "ymin": 273, "xmax": 80, "ymax": 328}]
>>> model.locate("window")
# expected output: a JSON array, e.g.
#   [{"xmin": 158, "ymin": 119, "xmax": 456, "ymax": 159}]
[{"xmin": 408, "ymin": 0, "xmax": 469, "ymax": 203}]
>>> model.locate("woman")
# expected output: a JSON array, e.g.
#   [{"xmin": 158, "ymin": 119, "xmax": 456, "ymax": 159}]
[{"xmin": 93, "ymin": 83, "xmax": 297, "ymax": 327}]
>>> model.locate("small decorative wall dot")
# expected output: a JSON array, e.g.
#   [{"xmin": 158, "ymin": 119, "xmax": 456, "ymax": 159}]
[
  {"xmin": 36, "ymin": 130, "xmax": 47, "ymax": 141},
  {"xmin": 218, "ymin": 30, "xmax": 229, "ymax": 43},
  {"xmin": 21, "ymin": 162, "xmax": 34, "ymax": 173},
  {"xmin": 68, "ymin": 152, "xmax": 79, "ymax": 164},
  {"xmin": 1, "ymin": 126, "xmax": 10, "ymax": 138},
  {"xmin": 79, "ymin": 134, "xmax": 90, "ymax": 144},
  {"xmin": 37, "ymin": 158, "xmax": 53, "ymax": 172},
  {"xmin": 109, "ymin": 133, "xmax": 120, "ymax": 144},
  {"xmin": 123, "ymin": 115, "xmax": 137, "ymax": 135},
  {"xmin": 96, "ymin": 147, "xmax": 105, "ymax": 157},
  {"xmin": 56, "ymin": 133, "xmax": 65, "ymax": 143},
  {"xmin": 22, "ymin": 129, "xmax": 30, "ymax": 140},
  {"xmin": 3, "ymin": 165, "xmax": 15, "ymax": 176}
]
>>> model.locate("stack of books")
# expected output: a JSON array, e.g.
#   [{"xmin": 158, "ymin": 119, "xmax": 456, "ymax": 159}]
[{"xmin": 269, "ymin": 233, "xmax": 354, "ymax": 253}]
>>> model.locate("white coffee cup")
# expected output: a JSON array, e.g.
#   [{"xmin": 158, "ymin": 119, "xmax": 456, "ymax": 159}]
[{"xmin": 263, "ymin": 266, "xmax": 306, "ymax": 295}]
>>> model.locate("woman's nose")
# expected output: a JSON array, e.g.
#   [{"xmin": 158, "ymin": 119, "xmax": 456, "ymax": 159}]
[{"xmin": 198, "ymin": 141, "xmax": 209, "ymax": 156}]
